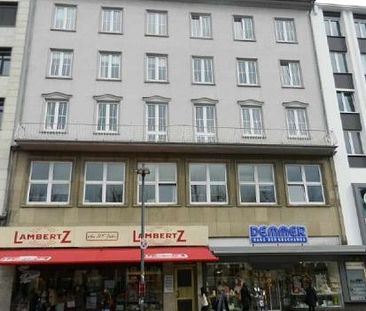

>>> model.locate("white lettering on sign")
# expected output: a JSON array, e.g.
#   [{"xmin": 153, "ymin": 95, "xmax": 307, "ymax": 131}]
[
  {"xmin": 0, "ymin": 256, "xmax": 52, "ymax": 262},
  {"xmin": 133, "ymin": 230, "xmax": 187, "ymax": 243},
  {"xmin": 145, "ymin": 253, "xmax": 189, "ymax": 259}
]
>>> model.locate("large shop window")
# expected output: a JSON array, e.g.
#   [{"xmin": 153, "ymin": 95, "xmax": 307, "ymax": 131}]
[
  {"xmin": 11, "ymin": 265, "xmax": 163, "ymax": 311},
  {"xmin": 27, "ymin": 161, "xmax": 72, "ymax": 204},
  {"xmin": 345, "ymin": 262, "xmax": 366, "ymax": 301},
  {"xmin": 205, "ymin": 261, "xmax": 343, "ymax": 311}
]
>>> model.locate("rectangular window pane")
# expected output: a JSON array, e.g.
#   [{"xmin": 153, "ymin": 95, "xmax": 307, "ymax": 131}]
[
  {"xmin": 240, "ymin": 185, "xmax": 256, "ymax": 203},
  {"xmin": 288, "ymin": 185, "xmax": 306, "ymax": 203},
  {"xmin": 276, "ymin": 19, "xmax": 296, "ymax": 42},
  {"xmin": 51, "ymin": 184, "xmax": 69, "ymax": 202},
  {"xmin": 239, "ymin": 165, "xmax": 255, "ymax": 182},
  {"xmin": 85, "ymin": 185, "xmax": 103, "ymax": 202},
  {"xmin": 159, "ymin": 163, "xmax": 175, "ymax": 182},
  {"xmin": 307, "ymin": 185, "xmax": 324, "ymax": 202},
  {"xmin": 0, "ymin": 48, "xmax": 11, "ymax": 76},
  {"xmin": 106, "ymin": 185, "xmax": 123, "ymax": 202},
  {"xmin": 86, "ymin": 162, "xmax": 104, "ymax": 181},
  {"xmin": 107, "ymin": 163, "xmax": 124, "ymax": 181},
  {"xmin": 159, "ymin": 184, "xmax": 176, "ymax": 202},
  {"xmin": 190, "ymin": 164, "xmax": 206, "ymax": 181},
  {"xmin": 210, "ymin": 185, "xmax": 227, "ymax": 202},
  {"xmin": 259, "ymin": 185, "xmax": 275, "ymax": 203},
  {"xmin": 29, "ymin": 184, "xmax": 48, "ymax": 202},
  {"xmin": 191, "ymin": 185, "xmax": 207, "ymax": 202},
  {"xmin": 209, "ymin": 164, "xmax": 226, "ymax": 182},
  {"xmin": 53, "ymin": 5, "xmax": 76, "ymax": 31},
  {"xmin": 257, "ymin": 165, "xmax": 273, "ymax": 182},
  {"xmin": 286, "ymin": 165, "xmax": 302, "ymax": 182},
  {"xmin": 304, "ymin": 166, "xmax": 321, "ymax": 182},
  {"xmin": 0, "ymin": 3, "xmax": 17, "ymax": 27},
  {"xmin": 31, "ymin": 162, "xmax": 50, "ymax": 180},
  {"xmin": 53, "ymin": 163, "xmax": 71, "ymax": 180}
]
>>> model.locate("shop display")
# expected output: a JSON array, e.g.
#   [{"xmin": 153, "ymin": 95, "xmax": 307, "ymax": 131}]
[
  {"xmin": 205, "ymin": 261, "xmax": 343, "ymax": 311},
  {"xmin": 11, "ymin": 264, "xmax": 163, "ymax": 311}
]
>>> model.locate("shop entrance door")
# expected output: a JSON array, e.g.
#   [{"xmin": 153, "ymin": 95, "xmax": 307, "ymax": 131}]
[
  {"xmin": 252, "ymin": 270, "xmax": 283, "ymax": 311},
  {"xmin": 175, "ymin": 266, "xmax": 196, "ymax": 311}
]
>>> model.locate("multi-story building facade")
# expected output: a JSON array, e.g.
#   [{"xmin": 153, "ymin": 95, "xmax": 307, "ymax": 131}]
[
  {"xmin": 311, "ymin": 2, "xmax": 366, "ymax": 309},
  {"xmin": 0, "ymin": 0, "xmax": 364, "ymax": 310},
  {"xmin": 0, "ymin": 0, "xmax": 30, "ymax": 310}
]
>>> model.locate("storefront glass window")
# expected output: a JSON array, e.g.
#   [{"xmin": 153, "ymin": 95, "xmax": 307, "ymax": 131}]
[
  {"xmin": 345, "ymin": 262, "xmax": 366, "ymax": 301},
  {"xmin": 11, "ymin": 264, "xmax": 163, "ymax": 311},
  {"xmin": 205, "ymin": 261, "xmax": 343, "ymax": 310}
]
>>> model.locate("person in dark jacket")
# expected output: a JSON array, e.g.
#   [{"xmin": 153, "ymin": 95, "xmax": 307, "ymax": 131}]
[
  {"xmin": 240, "ymin": 282, "xmax": 251, "ymax": 311},
  {"xmin": 304, "ymin": 281, "xmax": 317, "ymax": 311},
  {"xmin": 216, "ymin": 289, "xmax": 229, "ymax": 311}
]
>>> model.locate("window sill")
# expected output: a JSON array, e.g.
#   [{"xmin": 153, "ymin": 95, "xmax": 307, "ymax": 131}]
[
  {"xmin": 39, "ymin": 130, "xmax": 67, "ymax": 134},
  {"xmin": 96, "ymin": 78, "xmax": 122, "ymax": 82},
  {"xmin": 50, "ymin": 28, "xmax": 76, "ymax": 33},
  {"xmin": 144, "ymin": 80, "xmax": 169, "ymax": 84},
  {"xmin": 190, "ymin": 36, "xmax": 213, "ymax": 40},
  {"xmin": 234, "ymin": 39, "xmax": 256, "ymax": 42},
  {"xmin": 281, "ymin": 85, "xmax": 304, "ymax": 89},
  {"xmin": 192, "ymin": 82, "xmax": 215, "ymax": 86},
  {"xmin": 287, "ymin": 203, "xmax": 330, "ymax": 208},
  {"xmin": 21, "ymin": 203, "xmax": 73, "ymax": 208},
  {"xmin": 98, "ymin": 31, "xmax": 123, "ymax": 35},
  {"xmin": 188, "ymin": 204, "xmax": 232, "ymax": 207},
  {"xmin": 242, "ymin": 134, "xmax": 266, "ymax": 139},
  {"xmin": 237, "ymin": 84, "xmax": 260, "ymax": 88},
  {"xmin": 46, "ymin": 76, "xmax": 73, "ymax": 80},
  {"xmin": 276, "ymin": 40, "xmax": 298, "ymax": 44},
  {"xmin": 93, "ymin": 131, "xmax": 120, "ymax": 135},
  {"xmin": 133, "ymin": 204, "xmax": 182, "ymax": 208},
  {"xmin": 145, "ymin": 34, "xmax": 169, "ymax": 38},
  {"xmin": 79, "ymin": 204, "xmax": 128, "ymax": 208},
  {"xmin": 238, "ymin": 204, "xmax": 281, "ymax": 208}
]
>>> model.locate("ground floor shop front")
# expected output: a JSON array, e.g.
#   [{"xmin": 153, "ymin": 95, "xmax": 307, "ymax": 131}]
[{"xmin": 4, "ymin": 251, "xmax": 366, "ymax": 311}]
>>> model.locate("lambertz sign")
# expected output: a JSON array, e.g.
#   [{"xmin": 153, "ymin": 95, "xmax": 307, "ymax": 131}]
[{"xmin": 249, "ymin": 224, "xmax": 308, "ymax": 244}]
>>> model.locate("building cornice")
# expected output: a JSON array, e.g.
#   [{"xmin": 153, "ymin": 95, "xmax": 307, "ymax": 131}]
[{"xmin": 147, "ymin": 0, "xmax": 314, "ymax": 10}]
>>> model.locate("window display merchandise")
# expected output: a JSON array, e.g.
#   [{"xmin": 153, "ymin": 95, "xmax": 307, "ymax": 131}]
[
  {"xmin": 11, "ymin": 264, "xmax": 163, "ymax": 311},
  {"xmin": 205, "ymin": 261, "xmax": 343, "ymax": 310}
]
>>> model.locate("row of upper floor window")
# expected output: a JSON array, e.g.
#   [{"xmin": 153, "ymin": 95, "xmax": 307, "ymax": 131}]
[
  {"xmin": 26, "ymin": 160, "xmax": 326, "ymax": 206},
  {"xmin": 47, "ymin": 4, "xmax": 299, "ymax": 43},
  {"xmin": 324, "ymin": 14, "xmax": 366, "ymax": 39},
  {"xmin": 23, "ymin": 49, "xmax": 304, "ymax": 88},
  {"xmin": 40, "ymin": 93, "xmax": 312, "ymax": 141}
]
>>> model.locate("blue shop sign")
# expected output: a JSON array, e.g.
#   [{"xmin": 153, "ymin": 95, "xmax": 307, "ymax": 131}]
[{"xmin": 249, "ymin": 225, "xmax": 308, "ymax": 244}]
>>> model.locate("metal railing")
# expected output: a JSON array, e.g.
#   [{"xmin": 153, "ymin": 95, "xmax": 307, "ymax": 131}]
[{"xmin": 14, "ymin": 123, "xmax": 336, "ymax": 146}]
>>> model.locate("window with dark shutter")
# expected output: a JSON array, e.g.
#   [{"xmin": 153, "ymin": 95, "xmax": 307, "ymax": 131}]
[{"xmin": 0, "ymin": 2, "xmax": 18, "ymax": 27}]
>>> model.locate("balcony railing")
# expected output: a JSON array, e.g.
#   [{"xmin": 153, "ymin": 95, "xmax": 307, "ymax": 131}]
[{"xmin": 14, "ymin": 123, "xmax": 336, "ymax": 147}]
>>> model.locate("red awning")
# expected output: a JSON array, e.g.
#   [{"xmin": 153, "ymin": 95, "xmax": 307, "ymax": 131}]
[{"xmin": 0, "ymin": 247, "xmax": 218, "ymax": 265}]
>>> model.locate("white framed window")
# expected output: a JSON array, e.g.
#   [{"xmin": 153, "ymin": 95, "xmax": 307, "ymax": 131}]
[
  {"xmin": 361, "ymin": 54, "xmax": 366, "ymax": 75},
  {"xmin": 45, "ymin": 100, "xmax": 68, "ymax": 131},
  {"xmin": 237, "ymin": 59, "xmax": 258, "ymax": 86},
  {"xmin": 146, "ymin": 10, "xmax": 168, "ymax": 36},
  {"xmin": 27, "ymin": 161, "xmax": 72, "ymax": 204},
  {"xmin": 233, "ymin": 16, "xmax": 254, "ymax": 41},
  {"xmin": 286, "ymin": 108, "xmax": 309, "ymax": 138},
  {"xmin": 275, "ymin": 18, "xmax": 297, "ymax": 42},
  {"xmin": 337, "ymin": 91, "xmax": 355, "ymax": 112},
  {"xmin": 84, "ymin": 162, "xmax": 125, "ymax": 204},
  {"xmin": 191, "ymin": 13, "xmax": 212, "ymax": 38},
  {"xmin": 146, "ymin": 102, "xmax": 168, "ymax": 142},
  {"xmin": 98, "ymin": 52, "xmax": 121, "ymax": 80},
  {"xmin": 355, "ymin": 20, "xmax": 366, "ymax": 38},
  {"xmin": 280, "ymin": 60, "xmax": 302, "ymax": 87},
  {"xmin": 241, "ymin": 106, "xmax": 263, "ymax": 137},
  {"xmin": 53, "ymin": 5, "xmax": 76, "ymax": 31},
  {"xmin": 189, "ymin": 163, "xmax": 227, "ymax": 204},
  {"xmin": 330, "ymin": 52, "xmax": 348, "ymax": 73},
  {"xmin": 101, "ymin": 7, "xmax": 123, "ymax": 33},
  {"xmin": 195, "ymin": 105, "xmax": 216, "ymax": 143},
  {"xmin": 324, "ymin": 17, "xmax": 341, "ymax": 36},
  {"xmin": 286, "ymin": 164, "xmax": 325, "ymax": 204},
  {"xmin": 96, "ymin": 102, "xmax": 118, "ymax": 133},
  {"xmin": 192, "ymin": 57, "xmax": 214, "ymax": 84},
  {"xmin": 238, "ymin": 164, "xmax": 276, "ymax": 204},
  {"xmin": 137, "ymin": 163, "xmax": 176, "ymax": 204},
  {"xmin": 344, "ymin": 131, "xmax": 364, "ymax": 155},
  {"xmin": 48, "ymin": 49, "xmax": 73, "ymax": 78},
  {"xmin": 146, "ymin": 54, "xmax": 168, "ymax": 82}
]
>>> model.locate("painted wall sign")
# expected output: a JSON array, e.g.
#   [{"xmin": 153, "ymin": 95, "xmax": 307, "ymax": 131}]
[
  {"xmin": 249, "ymin": 225, "xmax": 308, "ymax": 244},
  {"xmin": 0, "ymin": 226, "xmax": 208, "ymax": 248}
]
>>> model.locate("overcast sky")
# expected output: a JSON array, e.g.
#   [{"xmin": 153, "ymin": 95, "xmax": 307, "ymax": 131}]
[{"xmin": 317, "ymin": 0, "xmax": 366, "ymax": 6}]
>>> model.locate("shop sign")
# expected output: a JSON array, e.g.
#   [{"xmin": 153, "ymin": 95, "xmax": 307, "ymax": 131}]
[
  {"xmin": 0, "ymin": 256, "xmax": 52, "ymax": 263},
  {"xmin": 249, "ymin": 225, "xmax": 308, "ymax": 244},
  {"xmin": 0, "ymin": 226, "xmax": 208, "ymax": 248}
]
